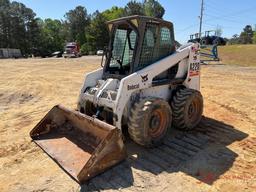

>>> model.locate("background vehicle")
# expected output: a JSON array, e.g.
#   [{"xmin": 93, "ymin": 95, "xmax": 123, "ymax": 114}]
[
  {"xmin": 188, "ymin": 33, "xmax": 201, "ymax": 44},
  {"xmin": 51, "ymin": 51, "xmax": 63, "ymax": 58},
  {"xmin": 30, "ymin": 15, "xmax": 203, "ymax": 183},
  {"xmin": 201, "ymin": 30, "xmax": 226, "ymax": 45},
  {"xmin": 188, "ymin": 30, "xmax": 226, "ymax": 46},
  {"xmin": 97, "ymin": 50, "xmax": 104, "ymax": 56},
  {"xmin": 63, "ymin": 42, "xmax": 81, "ymax": 58},
  {"xmin": 31, "ymin": 48, "xmax": 51, "ymax": 58}
]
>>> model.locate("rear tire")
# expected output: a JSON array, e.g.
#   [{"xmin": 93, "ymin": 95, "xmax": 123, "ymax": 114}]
[
  {"xmin": 171, "ymin": 88, "xmax": 203, "ymax": 130},
  {"xmin": 128, "ymin": 98, "xmax": 172, "ymax": 147},
  {"xmin": 213, "ymin": 38, "xmax": 220, "ymax": 46},
  {"xmin": 200, "ymin": 39, "xmax": 206, "ymax": 45}
]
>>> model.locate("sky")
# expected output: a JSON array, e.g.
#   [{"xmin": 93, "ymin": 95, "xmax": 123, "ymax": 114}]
[{"xmin": 13, "ymin": 0, "xmax": 256, "ymax": 43}]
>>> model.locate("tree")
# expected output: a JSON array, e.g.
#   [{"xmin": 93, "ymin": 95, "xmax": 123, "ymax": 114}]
[
  {"xmin": 239, "ymin": 25, "xmax": 253, "ymax": 44},
  {"xmin": 84, "ymin": 11, "xmax": 109, "ymax": 54},
  {"xmin": 102, "ymin": 6, "xmax": 124, "ymax": 21},
  {"xmin": 143, "ymin": 0, "xmax": 165, "ymax": 18},
  {"xmin": 124, "ymin": 1, "xmax": 144, "ymax": 16},
  {"xmin": 227, "ymin": 34, "xmax": 239, "ymax": 45},
  {"xmin": 253, "ymin": 32, "xmax": 256, "ymax": 44},
  {"xmin": 37, "ymin": 19, "xmax": 65, "ymax": 53},
  {"xmin": 0, "ymin": 0, "xmax": 41, "ymax": 54},
  {"xmin": 0, "ymin": 0, "xmax": 167, "ymax": 56},
  {"xmin": 0, "ymin": 0, "xmax": 11, "ymax": 48},
  {"xmin": 65, "ymin": 6, "xmax": 89, "ymax": 45}
]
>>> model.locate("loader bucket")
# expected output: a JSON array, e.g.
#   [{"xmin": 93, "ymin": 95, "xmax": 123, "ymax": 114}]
[{"xmin": 30, "ymin": 105, "xmax": 126, "ymax": 183}]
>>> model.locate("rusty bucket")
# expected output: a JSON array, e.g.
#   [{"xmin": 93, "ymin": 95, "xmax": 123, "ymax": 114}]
[{"xmin": 30, "ymin": 105, "xmax": 126, "ymax": 183}]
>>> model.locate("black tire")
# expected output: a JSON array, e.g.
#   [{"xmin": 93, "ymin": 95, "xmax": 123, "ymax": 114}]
[
  {"xmin": 200, "ymin": 39, "xmax": 206, "ymax": 45},
  {"xmin": 201, "ymin": 38, "xmax": 210, "ymax": 45},
  {"xmin": 213, "ymin": 38, "xmax": 220, "ymax": 46},
  {"xmin": 128, "ymin": 98, "xmax": 172, "ymax": 147},
  {"xmin": 171, "ymin": 88, "xmax": 203, "ymax": 130}
]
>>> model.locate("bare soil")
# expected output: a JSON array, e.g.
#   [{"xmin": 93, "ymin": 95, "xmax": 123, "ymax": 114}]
[{"xmin": 0, "ymin": 57, "xmax": 255, "ymax": 192}]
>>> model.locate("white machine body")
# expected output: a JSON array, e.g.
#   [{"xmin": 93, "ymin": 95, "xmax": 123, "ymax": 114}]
[{"xmin": 78, "ymin": 43, "xmax": 200, "ymax": 130}]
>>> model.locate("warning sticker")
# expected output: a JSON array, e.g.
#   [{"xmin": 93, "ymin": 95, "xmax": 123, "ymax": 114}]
[{"xmin": 189, "ymin": 62, "xmax": 200, "ymax": 77}]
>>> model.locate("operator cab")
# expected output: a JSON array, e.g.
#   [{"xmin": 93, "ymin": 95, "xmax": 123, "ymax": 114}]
[{"xmin": 103, "ymin": 15, "xmax": 176, "ymax": 79}]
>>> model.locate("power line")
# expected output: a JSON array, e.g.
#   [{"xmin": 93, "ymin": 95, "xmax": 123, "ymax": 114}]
[
  {"xmin": 204, "ymin": 2, "xmax": 237, "ymax": 14},
  {"xmin": 204, "ymin": 5, "xmax": 256, "ymax": 23},
  {"xmin": 203, "ymin": 23, "xmax": 217, "ymax": 27},
  {"xmin": 176, "ymin": 23, "xmax": 198, "ymax": 32},
  {"xmin": 177, "ymin": 0, "xmax": 256, "ymax": 39},
  {"xmin": 204, "ymin": 13, "xmax": 247, "ymax": 24},
  {"xmin": 203, "ymin": 1, "xmax": 256, "ymax": 31},
  {"xmin": 205, "ymin": 2, "xmax": 256, "ymax": 22}
]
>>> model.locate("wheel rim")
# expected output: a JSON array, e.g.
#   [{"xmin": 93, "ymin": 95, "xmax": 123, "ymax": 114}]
[
  {"xmin": 149, "ymin": 108, "xmax": 167, "ymax": 138},
  {"xmin": 187, "ymin": 97, "xmax": 201, "ymax": 125}
]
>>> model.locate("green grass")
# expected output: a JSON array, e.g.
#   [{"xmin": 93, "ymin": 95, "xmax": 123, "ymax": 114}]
[{"xmin": 218, "ymin": 44, "xmax": 256, "ymax": 67}]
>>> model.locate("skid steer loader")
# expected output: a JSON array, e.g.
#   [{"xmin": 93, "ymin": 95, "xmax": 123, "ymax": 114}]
[{"xmin": 30, "ymin": 15, "xmax": 203, "ymax": 183}]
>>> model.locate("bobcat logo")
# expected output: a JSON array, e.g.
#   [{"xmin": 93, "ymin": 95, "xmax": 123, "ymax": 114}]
[{"xmin": 141, "ymin": 74, "xmax": 148, "ymax": 82}]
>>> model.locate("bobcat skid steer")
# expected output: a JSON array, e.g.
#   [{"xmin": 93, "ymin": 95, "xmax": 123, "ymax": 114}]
[{"xmin": 30, "ymin": 15, "xmax": 203, "ymax": 183}]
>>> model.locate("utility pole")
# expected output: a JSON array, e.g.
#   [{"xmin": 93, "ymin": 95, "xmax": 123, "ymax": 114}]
[{"xmin": 199, "ymin": 0, "xmax": 204, "ymax": 39}]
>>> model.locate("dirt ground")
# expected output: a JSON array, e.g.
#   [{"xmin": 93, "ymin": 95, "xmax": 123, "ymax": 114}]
[{"xmin": 0, "ymin": 57, "xmax": 256, "ymax": 192}]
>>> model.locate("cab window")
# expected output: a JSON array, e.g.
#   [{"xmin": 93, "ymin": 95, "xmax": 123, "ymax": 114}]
[{"xmin": 138, "ymin": 24, "xmax": 174, "ymax": 70}]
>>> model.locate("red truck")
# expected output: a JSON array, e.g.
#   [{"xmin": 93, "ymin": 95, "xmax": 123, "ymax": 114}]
[{"xmin": 63, "ymin": 42, "xmax": 81, "ymax": 58}]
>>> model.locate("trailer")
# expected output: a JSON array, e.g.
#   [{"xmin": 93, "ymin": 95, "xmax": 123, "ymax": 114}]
[
  {"xmin": 200, "ymin": 44, "xmax": 220, "ymax": 64},
  {"xmin": 0, "ymin": 48, "xmax": 22, "ymax": 58}
]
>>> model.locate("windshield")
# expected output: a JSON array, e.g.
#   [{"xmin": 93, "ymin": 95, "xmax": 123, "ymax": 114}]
[
  {"xmin": 66, "ymin": 45, "xmax": 76, "ymax": 49},
  {"xmin": 108, "ymin": 27, "xmax": 137, "ymax": 74}
]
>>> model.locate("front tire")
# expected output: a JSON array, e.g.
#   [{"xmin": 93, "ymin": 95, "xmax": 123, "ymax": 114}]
[
  {"xmin": 128, "ymin": 98, "xmax": 172, "ymax": 147},
  {"xmin": 171, "ymin": 88, "xmax": 203, "ymax": 130}
]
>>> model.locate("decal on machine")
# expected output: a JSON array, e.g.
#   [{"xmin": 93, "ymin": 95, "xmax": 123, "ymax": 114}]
[
  {"xmin": 189, "ymin": 62, "xmax": 200, "ymax": 77},
  {"xmin": 141, "ymin": 74, "xmax": 148, "ymax": 82},
  {"xmin": 127, "ymin": 84, "xmax": 139, "ymax": 90}
]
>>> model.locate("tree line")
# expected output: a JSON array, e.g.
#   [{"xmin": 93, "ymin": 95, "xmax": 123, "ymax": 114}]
[
  {"xmin": 228, "ymin": 25, "xmax": 256, "ymax": 45},
  {"xmin": 0, "ymin": 0, "xmax": 165, "ymax": 56}
]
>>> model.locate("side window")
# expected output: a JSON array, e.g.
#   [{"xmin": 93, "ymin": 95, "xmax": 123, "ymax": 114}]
[
  {"xmin": 123, "ymin": 30, "xmax": 137, "ymax": 67},
  {"xmin": 129, "ymin": 30, "xmax": 137, "ymax": 49},
  {"xmin": 137, "ymin": 24, "xmax": 175, "ymax": 71},
  {"xmin": 160, "ymin": 27, "xmax": 172, "ymax": 45},
  {"xmin": 138, "ymin": 24, "xmax": 157, "ymax": 69},
  {"xmin": 158, "ymin": 27, "xmax": 174, "ymax": 59},
  {"xmin": 145, "ymin": 30, "xmax": 155, "ymax": 47},
  {"xmin": 110, "ymin": 29, "xmax": 127, "ymax": 68}
]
